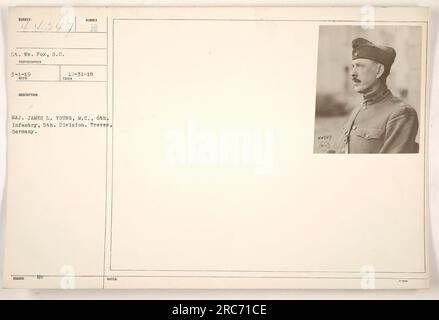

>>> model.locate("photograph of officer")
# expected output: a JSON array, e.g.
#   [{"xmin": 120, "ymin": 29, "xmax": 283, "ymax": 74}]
[{"xmin": 332, "ymin": 37, "xmax": 419, "ymax": 153}]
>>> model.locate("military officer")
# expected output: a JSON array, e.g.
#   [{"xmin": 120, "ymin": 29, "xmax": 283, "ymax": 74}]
[{"xmin": 332, "ymin": 37, "xmax": 419, "ymax": 153}]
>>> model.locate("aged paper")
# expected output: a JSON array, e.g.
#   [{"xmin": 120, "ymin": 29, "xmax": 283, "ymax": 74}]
[{"xmin": 3, "ymin": 6, "xmax": 430, "ymax": 289}]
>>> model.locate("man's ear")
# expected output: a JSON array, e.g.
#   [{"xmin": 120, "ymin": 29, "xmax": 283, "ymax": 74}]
[{"xmin": 375, "ymin": 62, "xmax": 385, "ymax": 79}]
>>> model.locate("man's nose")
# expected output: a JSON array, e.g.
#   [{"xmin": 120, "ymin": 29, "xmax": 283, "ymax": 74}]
[{"xmin": 351, "ymin": 68, "xmax": 358, "ymax": 77}]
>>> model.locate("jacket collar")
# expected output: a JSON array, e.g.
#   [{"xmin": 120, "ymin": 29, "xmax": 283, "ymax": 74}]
[{"xmin": 363, "ymin": 83, "xmax": 391, "ymax": 105}]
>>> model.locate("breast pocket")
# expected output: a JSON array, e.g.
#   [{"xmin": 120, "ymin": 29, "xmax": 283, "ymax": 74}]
[
  {"xmin": 351, "ymin": 127, "xmax": 385, "ymax": 153},
  {"xmin": 355, "ymin": 128, "xmax": 384, "ymax": 140}
]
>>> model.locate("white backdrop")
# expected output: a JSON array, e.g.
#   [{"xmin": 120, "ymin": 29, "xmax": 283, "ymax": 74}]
[{"xmin": 0, "ymin": 0, "xmax": 438, "ymax": 299}]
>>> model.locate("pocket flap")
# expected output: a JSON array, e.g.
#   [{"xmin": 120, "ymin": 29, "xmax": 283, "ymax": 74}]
[{"xmin": 355, "ymin": 128, "xmax": 384, "ymax": 139}]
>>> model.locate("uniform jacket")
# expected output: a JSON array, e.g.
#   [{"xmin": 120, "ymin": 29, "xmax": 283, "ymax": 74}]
[{"xmin": 333, "ymin": 85, "xmax": 419, "ymax": 154}]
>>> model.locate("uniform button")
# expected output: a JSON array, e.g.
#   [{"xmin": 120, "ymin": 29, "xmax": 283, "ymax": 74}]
[
  {"xmin": 365, "ymin": 134, "xmax": 370, "ymax": 138},
  {"xmin": 362, "ymin": 106, "xmax": 367, "ymax": 110},
  {"xmin": 352, "ymin": 125, "xmax": 357, "ymax": 130}
]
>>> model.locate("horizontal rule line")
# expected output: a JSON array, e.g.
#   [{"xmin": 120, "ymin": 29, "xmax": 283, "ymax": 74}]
[
  {"xmin": 109, "ymin": 269, "xmax": 427, "ymax": 274},
  {"xmin": 113, "ymin": 18, "xmax": 428, "ymax": 23},
  {"xmin": 16, "ymin": 47, "xmax": 107, "ymax": 50},
  {"xmin": 16, "ymin": 64, "xmax": 107, "ymax": 66},
  {"xmin": 11, "ymin": 275, "xmax": 103, "ymax": 278},
  {"xmin": 16, "ymin": 31, "xmax": 107, "ymax": 34},
  {"xmin": 10, "ymin": 274, "xmax": 428, "ymax": 280},
  {"xmin": 16, "ymin": 80, "xmax": 107, "ymax": 83}
]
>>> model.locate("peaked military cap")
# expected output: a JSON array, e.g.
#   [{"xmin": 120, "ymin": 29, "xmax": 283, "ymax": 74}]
[{"xmin": 352, "ymin": 37, "xmax": 396, "ymax": 69}]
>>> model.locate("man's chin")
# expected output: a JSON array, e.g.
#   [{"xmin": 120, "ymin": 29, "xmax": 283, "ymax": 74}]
[{"xmin": 352, "ymin": 84, "xmax": 365, "ymax": 93}]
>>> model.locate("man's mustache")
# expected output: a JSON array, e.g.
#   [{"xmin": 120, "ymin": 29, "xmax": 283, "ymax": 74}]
[{"xmin": 352, "ymin": 77, "xmax": 361, "ymax": 83}]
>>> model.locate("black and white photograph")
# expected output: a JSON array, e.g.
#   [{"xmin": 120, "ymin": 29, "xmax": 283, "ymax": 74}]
[
  {"xmin": 1, "ymin": 4, "xmax": 436, "ymax": 298},
  {"xmin": 314, "ymin": 25, "xmax": 422, "ymax": 154}
]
